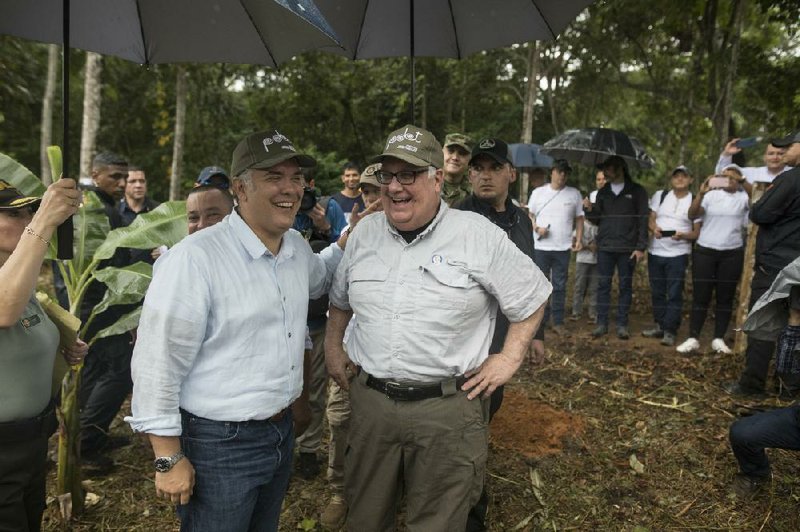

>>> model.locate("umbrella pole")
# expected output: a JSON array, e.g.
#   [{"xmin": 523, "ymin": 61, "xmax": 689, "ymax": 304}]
[
  {"xmin": 57, "ymin": 0, "xmax": 73, "ymax": 259},
  {"xmin": 409, "ymin": 0, "xmax": 415, "ymax": 122}
]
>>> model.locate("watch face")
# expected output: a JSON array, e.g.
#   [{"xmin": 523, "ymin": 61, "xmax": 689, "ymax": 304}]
[{"xmin": 154, "ymin": 457, "xmax": 172, "ymax": 473}]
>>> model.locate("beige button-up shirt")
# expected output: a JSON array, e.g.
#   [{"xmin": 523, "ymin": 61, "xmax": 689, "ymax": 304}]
[{"xmin": 329, "ymin": 200, "xmax": 551, "ymax": 381}]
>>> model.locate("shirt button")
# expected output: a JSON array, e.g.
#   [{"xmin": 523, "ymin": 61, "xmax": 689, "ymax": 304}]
[
  {"xmin": 399, "ymin": 280, "xmax": 404, "ymax": 285},
  {"xmin": 288, "ymin": 332, "xmax": 292, "ymax": 338},
  {"xmin": 393, "ymin": 314, "xmax": 399, "ymax": 320},
  {"xmin": 291, "ymin": 365, "xmax": 295, "ymax": 370}
]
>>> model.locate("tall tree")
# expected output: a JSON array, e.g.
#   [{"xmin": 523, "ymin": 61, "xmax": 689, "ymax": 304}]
[
  {"xmin": 169, "ymin": 67, "xmax": 188, "ymax": 201},
  {"xmin": 79, "ymin": 52, "xmax": 103, "ymax": 179},
  {"xmin": 40, "ymin": 44, "xmax": 58, "ymax": 184}
]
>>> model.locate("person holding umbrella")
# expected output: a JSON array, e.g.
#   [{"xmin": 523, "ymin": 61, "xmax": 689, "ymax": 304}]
[{"xmin": 585, "ymin": 155, "xmax": 649, "ymax": 339}]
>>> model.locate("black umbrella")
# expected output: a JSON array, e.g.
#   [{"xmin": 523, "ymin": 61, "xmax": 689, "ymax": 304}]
[
  {"xmin": 316, "ymin": 0, "xmax": 595, "ymax": 120},
  {"xmin": 1, "ymin": 0, "xmax": 342, "ymax": 258},
  {"xmin": 540, "ymin": 127, "xmax": 655, "ymax": 169}
]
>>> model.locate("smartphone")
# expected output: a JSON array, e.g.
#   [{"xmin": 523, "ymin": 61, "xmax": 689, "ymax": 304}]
[
  {"xmin": 660, "ymin": 230, "xmax": 676, "ymax": 237},
  {"xmin": 735, "ymin": 136, "xmax": 761, "ymax": 149},
  {"xmin": 709, "ymin": 176, "xmax": 730, "ymax": 189}
]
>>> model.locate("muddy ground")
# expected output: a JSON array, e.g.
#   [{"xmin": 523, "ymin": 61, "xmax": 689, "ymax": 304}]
[{"xmin": 41, "ymin": 311, "xmax": 800, "ymax": 531}]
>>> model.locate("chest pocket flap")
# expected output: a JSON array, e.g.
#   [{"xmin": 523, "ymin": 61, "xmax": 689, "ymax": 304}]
[{"xmin": 421, "ymin": 261, "xmax": 470, "ymax": 288}]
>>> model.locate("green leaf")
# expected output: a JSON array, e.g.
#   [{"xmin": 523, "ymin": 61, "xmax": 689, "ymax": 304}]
[
  {"xmin": 93, "ymin": 201, "xmax": 187, "ymax": 262},
  {"xmin": 90, "ymin": 307, "xmax": 141, "ymax": 345},
  {"xmin": 297, "ymin": 518, "xmax": 317, "ymax": 531},
  {"xmin": 0, "ymin": 152, "xmax": 46, "ymax": 196},
  {"xmin": 72, "ymin": 191, "xmax": 111, "ymax": 276},
  {"xmin": 90, "ymin": 262, "xmax": 153, "ymax": 317},
  {"xmin": 47, "ymin": 145, "xmax": 62, "ymax": 182}
]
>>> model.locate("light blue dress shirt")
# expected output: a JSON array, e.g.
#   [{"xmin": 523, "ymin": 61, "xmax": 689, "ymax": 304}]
[{"xmin": 126, "ymin": 209, "xmax": 342, "ymax": 436}]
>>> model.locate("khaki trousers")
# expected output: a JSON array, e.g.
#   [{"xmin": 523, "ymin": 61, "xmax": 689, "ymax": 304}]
[
  {"xmin": 326, "ymin": 379, "xmax": 350, "ymax": 494},
  {"xmin": 296, "ymin": 327, "xmax": 327, "ymax": 453},
  {"xmin": 345, "ymin": 372, "xmax": 489, "ymax": 532}
]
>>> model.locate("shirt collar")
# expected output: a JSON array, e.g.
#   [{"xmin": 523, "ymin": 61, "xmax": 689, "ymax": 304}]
[
  {"xmin": 387, "ymin": 199, "xmax": 449, "ymax": 243},
  {"xmin": 228, "ymin": 209, "xmax": 295, "ymax": 261}
]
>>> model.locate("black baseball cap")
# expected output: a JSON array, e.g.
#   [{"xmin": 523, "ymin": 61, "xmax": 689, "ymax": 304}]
[
  {"xmin": 0, "ymin": 179, "xmax": 41, "ymax": 210},
  {"xmin": 771, "ymin": 130, "xmax": 800, "ymax": 148},
  {"xmin": 469, "ymin": 138, "xmax": 512, "ymax": 166}
]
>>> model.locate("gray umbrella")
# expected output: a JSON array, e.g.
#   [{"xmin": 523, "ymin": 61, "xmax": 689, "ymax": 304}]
[
  {"xmin": 0, "ymin": 0, "xmax": 341, "ymax": 257},
  {"xmin": 540, "ymin": 127, "xmax": 655, "ymax": 169},
  {"xmin": 315, "ymin": 0, "xmax": 595, "ymax": 117}
]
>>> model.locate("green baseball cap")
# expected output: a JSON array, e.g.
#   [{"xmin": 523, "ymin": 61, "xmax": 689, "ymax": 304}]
[
  {"xmin": 230, "ymin": 129, "xmax": 316, "ymax": 178},
  {"xmin": 359, "ymin": 163, "xmax": 382, "ymax": 188},
  {"xmin": 444, "ymin": 133, "xmax": 473, "ymax": 153},
  {"xmin": 373, "ymin": 125, "xmax": 444, "ymax": 169}
]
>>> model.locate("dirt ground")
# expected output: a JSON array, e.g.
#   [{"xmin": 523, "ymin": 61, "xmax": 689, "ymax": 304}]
[{"xmin": 41, "ymin": 310, "xmax": 800, "ymax": 531}]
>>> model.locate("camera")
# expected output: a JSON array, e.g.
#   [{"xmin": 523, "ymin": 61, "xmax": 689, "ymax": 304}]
[{"xmin": 300, "ymin": 186, "xmax": 317, "ymax": 213}]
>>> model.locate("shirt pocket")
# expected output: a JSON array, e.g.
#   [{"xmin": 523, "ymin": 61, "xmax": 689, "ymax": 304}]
[
  {"xmin": 349, "ymin": 258, "xmax": 390, "ymax": 320},
  {"xmin": 415, "ymin": 261, "xmax": 471, "ymax": 332}
]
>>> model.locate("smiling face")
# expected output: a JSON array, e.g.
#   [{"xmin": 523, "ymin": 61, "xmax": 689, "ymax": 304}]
[
  {"xmin": 670, "ymin": 171, "xmax": 693, "ymax": 192},
  {"xmin": 0, "ymin": 207, "xmax": 33, "ymax": 262},
  {"xmin": 764, "ymin": 145, "xmax": 787, "ymax": 173},
  {"xmin": 233, "ymin": 159, "xmax": 305, "ymax": 246},
  {"xmin": 380, "ymin": 157, "xmax": 442, "ymax": 231},
  {"xmin": 469, "ymin": 155, "xmax": 516, "ymax": 210},
  {"xmin": 341, "ymin": 168, "xmax": 361, "ymax": 193},
  {"xmin": 125, "ymin": 170, "xmax": 147, "ymax": 201},
  {"xmin": 443, "ymin": 145, "xmax": 470, "ymax": 178}
]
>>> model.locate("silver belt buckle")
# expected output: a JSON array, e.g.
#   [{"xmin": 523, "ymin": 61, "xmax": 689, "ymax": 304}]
[{"xmin": 384, "ymin": 381, "xmax": 406, "ymax": 400}]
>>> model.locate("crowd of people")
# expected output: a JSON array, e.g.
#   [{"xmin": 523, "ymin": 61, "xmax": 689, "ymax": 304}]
[{"xmin": 1, "ymin": 125, "xmax": 799, "ymax": 531}]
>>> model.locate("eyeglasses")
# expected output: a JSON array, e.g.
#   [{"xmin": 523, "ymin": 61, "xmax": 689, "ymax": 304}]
[{"xmin": 374, "ymin": 168, "xmax": 428, "ymax": 185}]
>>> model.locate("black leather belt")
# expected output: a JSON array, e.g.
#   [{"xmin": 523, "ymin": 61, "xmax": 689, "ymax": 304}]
[
  {"xmin": 365, "ymin": 372, "xmax": 468, "ymax": 401},
  {"xmin": 0, "ymin": 400, "xmax": 58, "ymax": 443}
]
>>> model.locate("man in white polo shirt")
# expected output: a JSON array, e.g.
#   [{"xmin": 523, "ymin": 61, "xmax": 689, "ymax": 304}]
[
  {"xmin": 642, "ymin": 166, "xmax": 701, "ymax": 346},
  {"xmin": 527, "ymin": 159, "xmax": 584, "ymax": 334}
]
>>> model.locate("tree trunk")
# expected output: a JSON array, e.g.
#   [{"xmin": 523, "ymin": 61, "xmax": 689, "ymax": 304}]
[
  {"xmin": 79, "ymin": 52, "xmax": 103, "ymax": 180},
  {"xmin": 715, "ymin": 0, "xmax": 744, "ymax": 150},
  {"xmin": 169, "ymin": 67, "xmax": 188, "ymax": 201},
  {"xmin": 519, "ymin": 42, "xmax": 540, "ymax": 203},
  {"xmin": 40, "ymin": 44, "xmax": 58, "ymax": 184}
]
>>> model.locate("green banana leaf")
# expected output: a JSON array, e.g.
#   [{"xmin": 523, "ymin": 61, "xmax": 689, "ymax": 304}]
[
  {"xmin": 0, "ymin": 152, "xmax": 47, "ymax": 196},
  {"xmin": 72, "ymin": 191, "xmax": 111, "ymax": 276},
  {"xmin": 90, "ymin": 307, "xmax": 142, "ymax": 346},
  {"xmin": 93, "ymin": 201, "xmax": 187, "ymax": 262},
  {"xmin": 89, "ymin": 262, "xmax": 153, "ymax": 318}
]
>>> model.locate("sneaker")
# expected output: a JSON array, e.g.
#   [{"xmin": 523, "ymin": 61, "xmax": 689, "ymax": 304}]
[
  {"xmin": 588, "ymin": 315, "xmax": 597, "ymax": 324},
  {"xmin": 591, "ymin": 325, "xmax": 608, "ymax": 338},
  {"xmin": 320, "ymin": 494, "xmax": 348, "ymax": 529},
  {"xmin": 295, "ymin": 452, "xmax": 320, "ymax": 480},
  {"xmin": 661, "ymin": 332, "xmax": 676, "ymax": 346},
  {"xmin": 641, "ymin": 325, "xmax": 664, "ymax": 338},
  {"xmin": 676, "ymin": 337, "xmax": 700, "ymax": 354},
  {"xmin": 616, "ymin": 326, "xmax": 630, "ymax": 340},
  {"xmin": 722, "ymin": 380, "xmax": 766, "ymax": 398},
  {"xmin": 730, "ymin": 473, "xmax": 768, "ymax": 498},
  {"xmin": 568, "ymin": 314, "xmax": 580, "ymax": 322},
  {"xmin": 711, "ymin": 338, "xmax": 732, "ymax": 354}
]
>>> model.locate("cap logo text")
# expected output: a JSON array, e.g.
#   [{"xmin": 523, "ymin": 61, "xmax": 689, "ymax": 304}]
[
  {"xmin": 262, "ymin": 131, "xmax": 291, "ymax": 152},
  {"xmin": 386, "ymin": 127, "xmax": 423, "ymax": 150}
]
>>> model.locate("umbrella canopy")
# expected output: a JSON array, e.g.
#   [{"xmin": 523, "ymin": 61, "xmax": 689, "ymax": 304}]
[
  {"xmin": 315, "ymin": 0, "xmax": 594, "ymax": 118},
  {"xmin": 0, "ymin": 0, "xmax": 341, "ymax": 66},
  {"xmin": 540, "ymin": 128, "xmax": 655, "ymax": 169},
  {"xmin": 508, "ymin": 143, "xmax": 553, "ymax": 169}
]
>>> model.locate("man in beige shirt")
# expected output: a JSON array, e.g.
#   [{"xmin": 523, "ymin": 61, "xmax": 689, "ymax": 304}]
[{"xmin": 325, "ymin": 124, "xmax": 551, "ymax": 531}]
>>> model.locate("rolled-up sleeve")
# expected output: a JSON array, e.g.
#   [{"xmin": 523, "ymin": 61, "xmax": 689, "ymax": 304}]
[
  {"xmin": 126, "ymin": 248, "xmax": 210, "ymax": 436},
  {"xmin": 328, "ymin": 238, "xmax": 354, "ymax": 311},
  {"xmin": 476, "ymin": 225, "xmax": 552, "ymax": 322}
]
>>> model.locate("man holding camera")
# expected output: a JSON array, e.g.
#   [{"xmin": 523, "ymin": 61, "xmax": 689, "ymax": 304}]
[{"xmin": 292, "ymin": 172, "xmax": 348, "ymax": 244}]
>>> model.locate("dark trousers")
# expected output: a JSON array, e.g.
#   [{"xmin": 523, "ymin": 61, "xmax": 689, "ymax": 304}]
[
  {"xmin": 688, "ymin": 246, "xmax": 743, "ymax": 339},
  {"xmin": 533, "ymin": 249, "xmax": 571, "ymax": 326},
  {"xmin": 647, "ymin": 253, "xmax": 689, "ymax": 335},
  {"xmin": 729, "ymin": 404, "xmax": 800, "ymax": 479},
  {"xmin": 0, "ymin": 405, "xmax": 57, "ymax": 532},
  {"xmin": 739, "ymin": 269, "xmax": 800, "ymax": 392},
  {"xmin": 79, "ymin": 333, "xmax": 134, "ymax": 453},
  {"xmin": 596, "ymin": 250, "xmax": 635, "ymax": 328}
]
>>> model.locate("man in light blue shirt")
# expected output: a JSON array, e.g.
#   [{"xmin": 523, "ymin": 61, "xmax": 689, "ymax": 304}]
[{"xmin": 127, "ymin": 129, "xmax": 356, "ymax": 532}]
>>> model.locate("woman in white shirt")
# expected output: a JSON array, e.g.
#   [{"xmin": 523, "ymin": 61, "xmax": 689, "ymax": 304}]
[{"xmin": 676, "ymin": 166, "xmax": 750, "ymax": 354}]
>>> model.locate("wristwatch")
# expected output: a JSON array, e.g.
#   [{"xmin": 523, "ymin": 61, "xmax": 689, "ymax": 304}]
[{"xmin": 154, "ymin": 450, "xmax": 185, "ymax": 473}]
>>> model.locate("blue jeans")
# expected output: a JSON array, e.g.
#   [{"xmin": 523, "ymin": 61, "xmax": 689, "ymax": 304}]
[
  {"xmin": 596, "ymin": 250, "xmax": 635, "ymax": 328},
  {"xmin": 177, "ymin": 409, "xmax": 294, "ymax": 532},
  {"xmin": 729, "ymin": 404, "xmax": 800, "ymax": 479},
  {"xmin": 647, "ymin": 253, "xmax": 688, "ymax": 335},
  {"xmin": 533, "ymin": 249, "xmax": 570, "ymax": 325}
]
